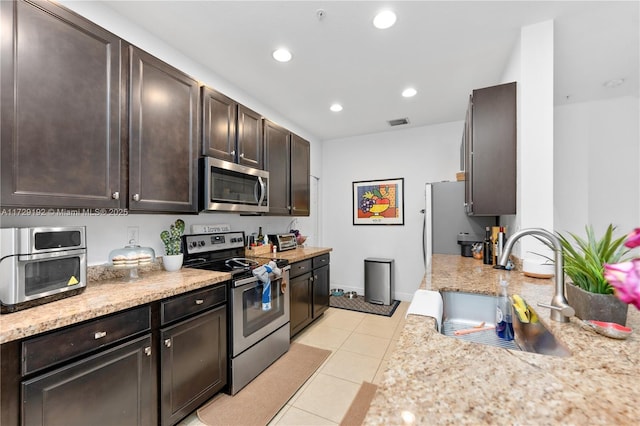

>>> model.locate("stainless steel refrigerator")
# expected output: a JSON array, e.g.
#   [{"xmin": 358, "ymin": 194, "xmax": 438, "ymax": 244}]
[{"xmin": 422, "ymin": 181, "xmax": 495, "ymax": 268}]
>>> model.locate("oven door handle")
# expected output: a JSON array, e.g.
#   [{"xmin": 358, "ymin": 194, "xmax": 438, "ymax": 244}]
[
  {"xmin": 233, "ymin": 273, "xmax": 284, "ymax": 288},
  {"xmin": 18, "ymin": 248, "xmax": 86, "ymax": 262}
]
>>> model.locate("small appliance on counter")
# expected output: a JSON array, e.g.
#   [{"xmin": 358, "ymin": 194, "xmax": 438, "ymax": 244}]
[
  {"xmin": 267, "ymin": 234, "xmax": 298, "ymax": 252},
  {"xmin": 0, "ymin": 226, "xmax": 87, "ymax": 313},
  {"xmin": 457, "ymin": 232, "xmax": 484, "ymax": 257}
]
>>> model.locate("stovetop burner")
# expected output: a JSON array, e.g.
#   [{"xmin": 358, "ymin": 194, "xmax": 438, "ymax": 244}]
[{"xmin": 181, "ymin": 232, "xmax": 288, "ymax": 279}]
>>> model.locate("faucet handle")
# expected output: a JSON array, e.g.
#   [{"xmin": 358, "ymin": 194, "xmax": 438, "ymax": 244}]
[{"xmin": 537, "ymin": 302, "xmax": 575, "ymax": 318}]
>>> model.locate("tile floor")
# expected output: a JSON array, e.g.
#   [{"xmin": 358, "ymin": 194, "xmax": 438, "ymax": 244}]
[{"xmin": 178, "ymin": 301, "xmax": 409, "ymax": 426}]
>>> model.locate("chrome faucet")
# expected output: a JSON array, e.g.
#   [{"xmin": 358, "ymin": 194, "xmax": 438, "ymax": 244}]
[{"xmin": 495, "ymin": 228, "xmax": 575, "ymax": 322}]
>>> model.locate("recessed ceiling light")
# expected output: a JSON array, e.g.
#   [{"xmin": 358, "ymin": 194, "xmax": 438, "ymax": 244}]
[
  {"xmin": 373, "ymin": 10, "xmax": 396, "ymax": 29},
  {"xmin": 603, "ymin": 78, "xmax": 625, "ymax": 88},
  {"xmin": 272, "ymin": 48, "xmax": 292, "ymax": 62},
  {"xmin": 402, "ymin": 88, "xmax": 417, "ymax": 98},
  {"xmin": 330, "ymin": 103, "xmax": 343, "ymax": 112}
]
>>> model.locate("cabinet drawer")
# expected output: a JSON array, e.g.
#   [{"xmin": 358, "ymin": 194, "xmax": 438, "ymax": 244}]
[
  {"xmin": 22, "ymin": 305, "xmax": 150, "ymax": 376},
  {"xmin": 289, "ymin": 260, "xmax": 312, "ymax": 278},
  {"xmin": 161, "ymin": 284, "xmax": 227, "ymax": 325},
  {"xmin": 312, "ymin": 253, "xmax": 330, "ymax": 269}
]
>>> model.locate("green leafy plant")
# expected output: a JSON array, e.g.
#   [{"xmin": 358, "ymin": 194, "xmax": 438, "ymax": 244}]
[
  {"xmin": 160, "ymin": 219, "xmax": 185, "ymax": 256},
  {"xmin": 556, "ymin": 225, "xmax": 630, "ymax": 294}
]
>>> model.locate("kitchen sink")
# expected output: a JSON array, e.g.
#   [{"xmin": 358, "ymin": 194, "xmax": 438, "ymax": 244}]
[{"xmin": 440, "ymin": 291, "xmax": 571, "ymax": 357}]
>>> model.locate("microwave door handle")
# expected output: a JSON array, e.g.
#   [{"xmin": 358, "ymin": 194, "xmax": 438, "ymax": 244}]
[{"xmin": 256, "ymin": 177, "xmax": 266, "ymax": 205}]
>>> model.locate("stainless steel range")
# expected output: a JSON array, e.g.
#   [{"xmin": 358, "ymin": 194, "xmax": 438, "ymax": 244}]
[{"xmin": 182, "ymin": 231, "xmax": 290, "ymax": 395}]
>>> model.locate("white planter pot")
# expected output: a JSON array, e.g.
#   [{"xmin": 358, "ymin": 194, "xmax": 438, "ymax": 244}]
[{"xmin": 162, "ymin": 254, "xmax": 183, "ymax": 272}]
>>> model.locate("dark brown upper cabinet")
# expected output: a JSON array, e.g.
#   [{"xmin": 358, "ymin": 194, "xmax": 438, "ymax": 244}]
[
  {"xmin": 264, "ymin": 120, "xmax": 310, "ymax": 216},
  {"xmin": 202, "ymin": 86, "xmax": 263, "ymax": 169},
  {"xmin": 464, "ymin": 81, "xmax": 517, "ymax": 216},
  {"xmin": 290, "ymin": 134, "xmax": 310, "ymax": 216},
  {"xmin": 1, "ymin": 0, "xmax": 123, "ymax": 208},
  {"xmin": 264, "ymin": 120, "xmax": 291, "ymax": 215},
  {"xmin": 128, "ymin": 46, "xmax": 199, "ymax": 213}
]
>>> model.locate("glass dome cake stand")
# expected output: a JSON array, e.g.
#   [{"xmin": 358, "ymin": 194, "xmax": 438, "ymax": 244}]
[{"xmin": 108, "ymin": 241, "xmax": 156, "ymax": 282}]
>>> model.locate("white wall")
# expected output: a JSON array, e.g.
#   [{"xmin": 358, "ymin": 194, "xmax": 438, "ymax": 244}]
[
  {"xmin": 321, "ymin": 122, "xmax": 464, "ymax": 301},
  {"xmin": 554, "ymin": 96, "xmax": 640, "ymax": 237},
  {"xmin": 498, "ymin": 21, "xmax": 555, "ymax": 262}
]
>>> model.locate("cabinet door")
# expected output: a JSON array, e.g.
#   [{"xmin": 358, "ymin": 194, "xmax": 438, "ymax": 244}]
[
  {"xmin": 22, "ymin": 335, "xmax": 155, "ymax": 426},
  {"xmin": 289, "ymin": 272, "xmax": 312, "ymax": 337},
  {"xmin": 160, "ymin": 306, "xmax": 227, "ymax": 426},
  {"xmin": 0, "ymin": 0, "xmax": 123, "ymax": 208},
  {"xmin": 264, "ymin": 120, "xmax": 291, "ymax": 215},
  {"xmin": 237, "ymin": 104, "xmax": 264, "ymax": 169},
  {"xmin": 313, "ymin": 264, "xmax": 330, "ymax": 318},
  {"xmin": 467, "ymin": 82, "xmax": 516, "ymax": 216},
  {"xmin": 129, "ymin": 46, "xmax": 199, "ymax": 213},
  {"xmin": 201, "ymin": 86, "xmax": 237, "ymax": 162},
  {"xmin": 290, "ymin": 134, "xmax": 310, "ymax": 216}
]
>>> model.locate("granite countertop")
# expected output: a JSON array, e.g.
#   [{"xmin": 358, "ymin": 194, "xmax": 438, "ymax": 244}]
[
  {"xmin": 0, "ymin": 267, "xmax": 230, "ymax": 344},
  {"xmin": 249, "ymin": 246, "xmax": 332, "ymax": 263},
  {"xmin": 0, "ymin": 246, "xmax": 332, "ymax": 344},
  {"xmin": 366, "ymin": 254, "xmax": 640, "ymax": 425}
]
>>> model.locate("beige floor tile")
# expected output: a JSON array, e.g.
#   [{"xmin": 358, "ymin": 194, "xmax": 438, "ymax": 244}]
[
  {"xmin": 354, "ymin": 316, "xmax": 399, "ymax": 339},
  {"xmin": 294, "ymin": 325, "xmax": 352, "ymax": 350},
  {"xmin": 291, "ymin": 373, "xmax": 361, "ymax": 424},
  {"xmin": 319, "ymin": 308, "xmax": 366, "ymax": 331},
  {"xmin": 272, "ymin": 406, "xmax": 338, "ymax": 426},
  {"xmin": 340, "ymin": 332, "xmax": 390, "ymax": 359},
  {"xmin": 320, "ymin": 348, "xmax": 381, "ymax": 384}
]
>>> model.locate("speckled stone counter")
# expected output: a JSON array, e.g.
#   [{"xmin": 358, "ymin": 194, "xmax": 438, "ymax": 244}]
[
  {"xmin": 365, "ymin": 254, "xmax": 640, "ymax": 425},
  {"xmin": 249, "ymin": 246, "xmax": 332, "ymax": 263},
  {"xmin": 0, "ymin": 267, "xmax": 230, "ymax": 344}
]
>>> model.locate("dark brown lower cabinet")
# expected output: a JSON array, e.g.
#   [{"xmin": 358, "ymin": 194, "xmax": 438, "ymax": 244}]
[
  {"xmin": 290, "ymin": 254, "xmax": 330, "ymax": 337},
  {"xmin": 313, "ymin": 264, "xmax": 330, "ymax": 318},
  {"xmin": 289, "ymin": 269, "xmax": 313, "ymax": 337},
  {"xmin": 160, "ymin": 305, "xmax": 227, "ymax": 426},
  {"xmin": 22, "ymin": 335, "xmax": 154, "ymax": 426}
]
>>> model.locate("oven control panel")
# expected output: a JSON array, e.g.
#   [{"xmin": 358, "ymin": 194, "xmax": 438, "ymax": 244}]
[{"xmin": 183, "ymin": 231, "xmax": 245, "ymax": 254}]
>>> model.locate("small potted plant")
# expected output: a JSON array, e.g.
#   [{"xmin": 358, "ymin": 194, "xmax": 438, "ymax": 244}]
[
  {"xmin": 160, "ymin": 219, "xmax": 185, "ymax": 272},
  {"xmin": 555, "ymin": 224, "xmax": 631, "ymax": 324}
]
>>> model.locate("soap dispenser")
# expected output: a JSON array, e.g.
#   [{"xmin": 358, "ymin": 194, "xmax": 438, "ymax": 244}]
[{"xmin": 495, "ymin": 277, "xmax": 514, "ymax": 340}]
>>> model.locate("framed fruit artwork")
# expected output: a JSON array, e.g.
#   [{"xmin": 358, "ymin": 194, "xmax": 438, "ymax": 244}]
[{"xmin": 352, "ymin": 178, "xmax": 404, "ymax": 225}]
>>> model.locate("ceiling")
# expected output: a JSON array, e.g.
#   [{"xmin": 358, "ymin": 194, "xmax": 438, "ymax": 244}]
[{"xmin": 98, "ymin": 1, "xmax": 639, "ymax": 141}]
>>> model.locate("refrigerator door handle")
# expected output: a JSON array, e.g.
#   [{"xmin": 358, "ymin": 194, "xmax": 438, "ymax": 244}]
[{"xmin": 420, "ymin": 209, "xmax": 426, "ymax": 267}]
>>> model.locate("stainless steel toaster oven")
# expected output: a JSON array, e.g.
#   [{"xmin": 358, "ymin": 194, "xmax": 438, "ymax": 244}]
[{"xmin": 0, "ymin": 226, "xmax": 87, "ymax": 313}]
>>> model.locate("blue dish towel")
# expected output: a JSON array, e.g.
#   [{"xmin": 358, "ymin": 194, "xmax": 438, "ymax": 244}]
[{"xmin": 252, "ymin": 261, "xmax": 281, "ymax": 311}]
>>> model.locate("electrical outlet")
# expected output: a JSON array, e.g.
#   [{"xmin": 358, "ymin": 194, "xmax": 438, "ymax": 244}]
[{"xmin": 127, "ymin": 226, "xmax": 139, "ymax": 245}]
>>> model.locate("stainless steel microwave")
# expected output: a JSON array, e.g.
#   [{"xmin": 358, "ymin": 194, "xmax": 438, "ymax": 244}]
[
  {"xmin": 0, "ymin": 226, "xmax": 87, "ymax": 313},
  {"xmin": 201, "ymin": 157, "xmax": 269, "ymax": 213}
]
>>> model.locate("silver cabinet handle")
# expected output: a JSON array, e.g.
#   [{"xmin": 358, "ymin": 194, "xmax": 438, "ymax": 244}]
[
  {"xmin": 164, "ymin": 339, "xmax": 172, "ymax": 348},
  {"xmin": 112, "ymin": 191, "xmax": 120, "ymax": 200},
  {"xmin": 132, "ymin": 194, "xmax": 140, "ymax": 202},
  {"xmin": 94, "ymin": 331, "xmax": 107, "ymax": 339},
  {"xmin": 195, "ymin": 299, "xmax": 204, "ymax": 305},
  {"xmin": 145, "ymin": 347, "xmax": 152, "ymax": 356}
]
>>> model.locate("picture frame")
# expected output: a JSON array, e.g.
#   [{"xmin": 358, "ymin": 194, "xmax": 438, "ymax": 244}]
[{"xmin": 352, "ymin": 178, "xmax": 404, "ymax": 225}]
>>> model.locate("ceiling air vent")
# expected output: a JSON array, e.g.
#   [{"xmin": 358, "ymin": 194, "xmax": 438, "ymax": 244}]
[{"xmin": 387, "ymin": 117, "xmax": 410, "ymax": 127}]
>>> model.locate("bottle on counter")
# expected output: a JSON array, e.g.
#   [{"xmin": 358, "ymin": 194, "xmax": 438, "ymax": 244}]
[
  {"xmin": 483, "ymin": 227, "xmax": 493, "ymax": 265},
  {"xmin": 257, "ymin": 227, "xmax": 264, "ymax": 245},
  {"xmin": 495, "ymin": 277, "xmax": 514, "ymax": 340}
]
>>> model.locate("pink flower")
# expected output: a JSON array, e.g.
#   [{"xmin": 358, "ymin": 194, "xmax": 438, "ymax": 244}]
[
  {"xmin": 604, "ymin": 260, "xmax": 640, "ymax": 310},
  {"xmin": 624, "ymin": 228, "xmax": 640, "ymax": 249}
]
